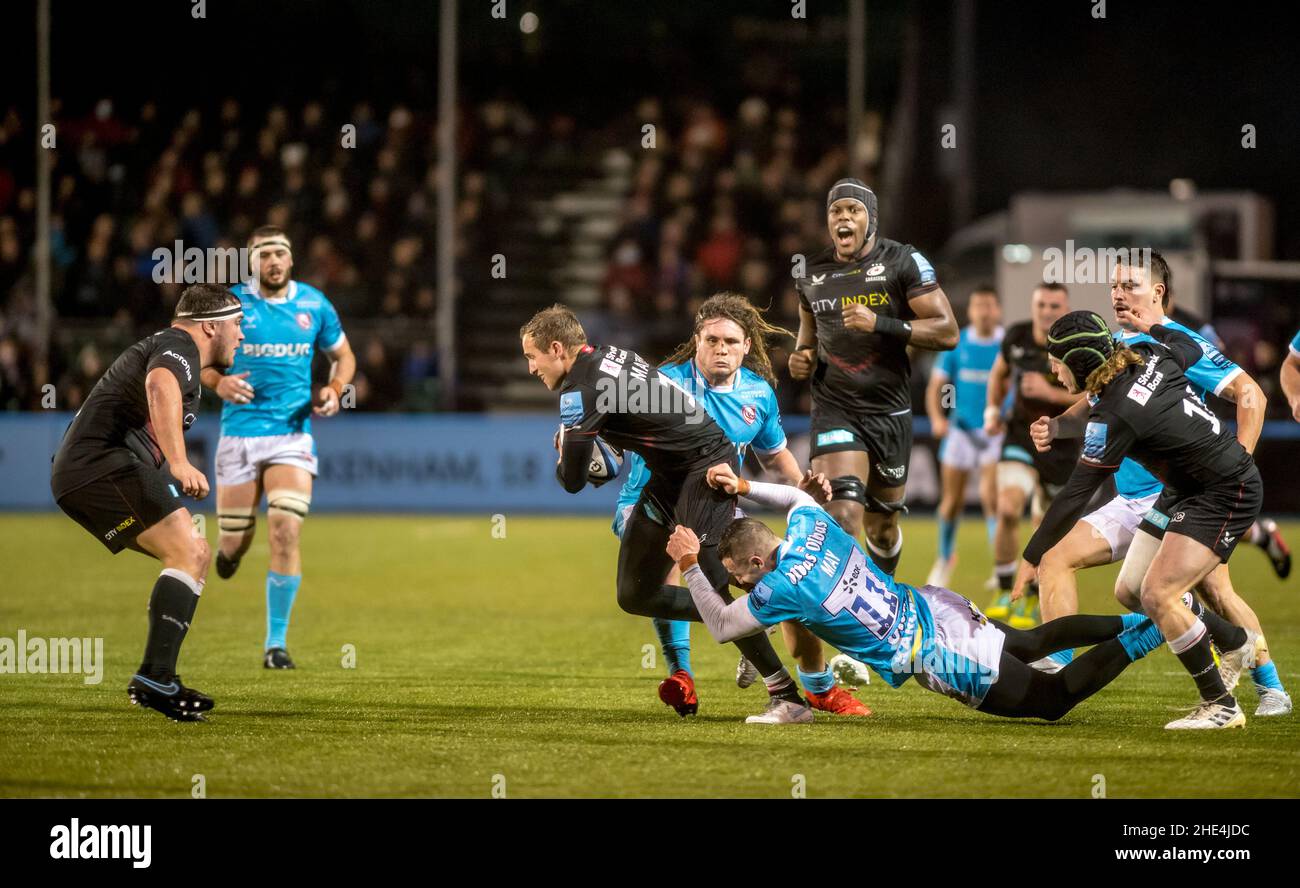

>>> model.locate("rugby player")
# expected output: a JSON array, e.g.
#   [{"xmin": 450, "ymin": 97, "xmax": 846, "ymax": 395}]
[
  {"xmin": 924, "ymin": 286, "xmax": 1004, "ymax": 587},
  {"xmin": 789, "ymin": 178, "xmax": 958, "ymax": 579},
  {"xmin": 50, "ymin": 284, "xmax": 244, "ymax": 721},
  {"xmin": 1023, "ymin": 253, "xmax": 1289, "ymax": 715},
  {"xmin": 982, "ymin": 283, "xmax": 1082, "ymax": 626},
  {"xmin": 1166, "ymin": 291, "xmax": 1290, "ymax": 579},
  {"xmin": 522, "ymin": 304, "xmax": 811, "ymax": 723},
  {"xmin": 203, "ymin": 226, "xmax": 355, "ymax": 670},
  {"xmin": 663, "ymin": 464, "xmax": 1164, "ymax": 723},
  {"xmin": 612, "ymin": 293, "xmax": 870, "ymax": 718},
  {"xmin": 1015, "ymin": 308, "xmax": 1265, "ymax": 729},
  {"xmin": 1284, "ymin": 328, "xmax": 1300, "ymax": 421}
]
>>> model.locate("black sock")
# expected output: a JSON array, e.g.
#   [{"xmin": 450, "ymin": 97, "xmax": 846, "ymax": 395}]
[
  {"xmin": 1175, "ymin": 634, "xmax": 1232, "ymax": 705},
  {"xmin": 997, "ymin": 565, "xmax": 1015, "ymax": 592},
  {"xmin": 139, "ymin": 572, "xmax": 199, "ymax": 679},
  {"xmin": 732, "ymin": 632, "xmax": 802, "ymax": 701},
  {"xmin": 1187, "ymin": 598, "xmax": 1247, "ymax": 652},
  {"xmin": 868, "ymin": 533, "xmax": 902, "ymax": 577}
]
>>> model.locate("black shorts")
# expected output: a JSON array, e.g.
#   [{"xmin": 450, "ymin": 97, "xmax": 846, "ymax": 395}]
[
  {"xmin": 638, "ymin": 453, "xmax": 739, "ymax": 547},
  {"xmin": 1000, "ymin": 422, "xmax": 1079, "ymax": 492},
  {"xmin": 55, "ymin": 462, "xmax": 185, "ymax": 554},
  {"xmin": 808, "ymin": 404, "xmax": 912, "ymax": 486},
  {"xmin": 1137, "ymin": 467, "xmax": 1262, "ymax": 562}
]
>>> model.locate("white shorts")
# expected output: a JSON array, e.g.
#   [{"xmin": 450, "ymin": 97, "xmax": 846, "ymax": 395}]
[
  {"xmin": 938, "ymin": 426, "xmax": 1003, "ymax": 472},
  {"xmin": 911, "ymin": 585, "xmax": 1006, "ymax": 708},
  {"xmin": 215, "ymin": 433, "xmax": 319, "ymax": 487},
  {"xmin": 1081, "ymin": 492, "xmax": 1160, "ymax": 561}
]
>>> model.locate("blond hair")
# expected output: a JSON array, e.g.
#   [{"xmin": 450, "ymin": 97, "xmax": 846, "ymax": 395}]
[
  {"xmin": 520, "ymin": 304, "xmax": 587, "ymax": 350},
  {"xmin": 1084, "ymin": 345, "xmax": 1145, "ymax": 395}
]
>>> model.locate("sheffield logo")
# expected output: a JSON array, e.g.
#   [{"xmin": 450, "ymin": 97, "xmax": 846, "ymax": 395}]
[{"xmin": 50, "ymin": 819, "xmax": 151, "ymax": 868}]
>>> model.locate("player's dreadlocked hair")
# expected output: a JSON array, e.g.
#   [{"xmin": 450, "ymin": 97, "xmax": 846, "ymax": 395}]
[{"xmin": 661, "ymin": 292, "xmax": 796, "ymax": 387}]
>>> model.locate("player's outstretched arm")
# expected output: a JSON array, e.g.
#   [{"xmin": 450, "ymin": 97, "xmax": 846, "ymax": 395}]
[
  {"xmin": 145, "ymin": 368, "xmax": 209, "ymax": 499},
  {"xmin": 666, "ymin": 527, "xmax": 765, "ymax": 644},
  {"xmin": 708, "ymin": 463, "xmax": 821, "ymax": 513},
  {"xmin": 1216, "ymin": 369, "xmax": 1265, "ymax": 453},
  {"xmin": 755, "ymin": 447, "xmax": 804, "ymax": 486}
]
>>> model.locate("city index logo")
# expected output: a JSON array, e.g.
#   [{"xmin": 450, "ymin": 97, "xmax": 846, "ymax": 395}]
[
  {"xmin": 843, "ymin": 292, "xmax": 890, "ymax": 309},
  {"xmin": 104, "ymin": 516, "xmax": 136, "ymax": 541},
  {"xmin": 242, "ymin": 342, "xmax": 313, "ymax": 358},
  {"xmin": 810, "ymin": 293, "xmax": 892, "ymax": 313}
]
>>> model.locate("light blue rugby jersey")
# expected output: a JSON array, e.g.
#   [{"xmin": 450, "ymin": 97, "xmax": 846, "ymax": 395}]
[
  {"xmin": 1290, "ymin": 329, "xmax": 1300, "ymax": 359},
  {"xmin": 745, "ymin": 504, "xmax": 927, "ymax": 688},
  {"xmin": 932, "ymin": 325, "xmax": 1003, "ymax": 431},
  {"xmin": 1111, "ymin": 316, "xmax": 1242, "ymax": 499},
  {"xmin": 221, "ymin": 280, "xmax": 346, "ymax": 438},
  {"xmin": 613, "ymin": 361, "xmax": 786, "ymax": 531}
]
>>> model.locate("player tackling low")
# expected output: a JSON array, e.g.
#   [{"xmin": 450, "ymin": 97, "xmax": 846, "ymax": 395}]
[
  {"xmin": 50, "ymin": 284, "xmax": 244, "ymax": 720},
  {"xmin": 663, "ymin": 463, "xmax": 1164, "ymax": 722},
  {"xmin": 203, "ymin": 226, "xmax": 355, "ymax": 669}
]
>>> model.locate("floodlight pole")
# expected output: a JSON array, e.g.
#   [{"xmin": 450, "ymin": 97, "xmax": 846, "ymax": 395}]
[
  {"xmin": 847, "ymin": 0, "xmax": 865, "ymax": 178},
  {"xmin": 436, "ymin": 0, "xmax": 458, "ymax": 409},
  {"xmin": 35, "ymin": 0, "xmax": 52, "ymax": 392}
]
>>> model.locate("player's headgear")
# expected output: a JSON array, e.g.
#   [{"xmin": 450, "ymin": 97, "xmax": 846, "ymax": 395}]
[
  {"xmin": 826, "ymin": 177, "xmax": 879, "ymax": 242},
  {"xmin": 174, "ymin": 283, "xmax": 243, "ymax": 321},
  {"xmin": 1047, "ymin": 311, "xmax": 1115, "ymax": 383}
]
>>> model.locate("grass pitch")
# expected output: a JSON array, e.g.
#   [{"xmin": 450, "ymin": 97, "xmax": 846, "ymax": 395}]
[{"xmin": 1, "ymin": 513, "xmax": 1297, "ymax": 798}]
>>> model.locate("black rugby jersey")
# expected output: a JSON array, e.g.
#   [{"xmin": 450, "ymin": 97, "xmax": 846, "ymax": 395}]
[
  {"xmin": 555, "ymin": 344, "xmax": 733, "ymax": 492},
  {"xmin": 794, "ymin": 238, "xmax": 940, "ymax": 415},
  {"xmin": 1023, "ymin": 325, "xmax": 1255, "ymax": 564},
  {"xmin": 51, "ymin": 327, "xmax": 202, "ymax": 497}
]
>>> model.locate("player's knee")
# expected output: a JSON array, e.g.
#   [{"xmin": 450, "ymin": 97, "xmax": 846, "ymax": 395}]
[
  {"xmin": 826, "ymin": 479, "xmax": 866, "ymax": 536},
  {"xmin": 615, "ymin": 573, "xmax": 649, "ymax": 617},
  {"xmin": 1138, "ymin": 582, "xmax": 1174, "ymax": 618},
  {"xmin": 864, "ymin": 515, "xmax": 899, "ymax": 550},
  {"xmin": 217, "ymin": 507, "xmax": 256, "ymax": 539},
  {"xmin": 266, "ymin": 488, "xmax": 309, "ymax": 550}
]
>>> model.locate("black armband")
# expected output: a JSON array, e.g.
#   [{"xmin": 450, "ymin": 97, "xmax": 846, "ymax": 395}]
[{"xmin": 875, "ymin": 315, "xmax": 913, "ymax": 341}]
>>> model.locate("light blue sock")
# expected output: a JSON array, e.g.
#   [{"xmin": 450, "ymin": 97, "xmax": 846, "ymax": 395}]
[
  {"xmin": 1047, "ymin": 649, "xmax": 1074, "ymax": 667},
  {"xmin": 1118, "ymin": 617, "xmax": 1164, "ymax": 662},
  {"xmin": 265, "ymin": 571, "xmax": 301, "ymax": 651},
  {"xmin": 652, "ymin": 618, "xmax": 692, "ymax": 676},
  {"xmin": 985, "ymin": 517, "xmax": 997, "ymax": 547},
  {"xmin": 938, "ymin": 517, "xmax": 957, "ymax": 561},
  {"xmin": 1120, "ymin": 612, "xmax": 1147, "ymax": 632},
  {"xmin": 1252, "ymin": 660, "xmax": 1285, "ymax": 693},
  {"xmin": 798, "ymin": 666, "xmax": 836, "ymax": 695}
]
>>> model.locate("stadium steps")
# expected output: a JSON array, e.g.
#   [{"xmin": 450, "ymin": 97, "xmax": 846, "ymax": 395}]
[{"xmin": 457, "ymin": 149, "xmax": 629, "ymax": 411}]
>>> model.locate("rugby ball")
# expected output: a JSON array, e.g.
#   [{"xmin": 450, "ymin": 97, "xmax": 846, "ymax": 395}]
[{"xmin": 587, "ymin": 436, "xmax": 624, "ymax": 487}]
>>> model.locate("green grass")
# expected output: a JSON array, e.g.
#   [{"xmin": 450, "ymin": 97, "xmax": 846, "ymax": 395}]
[{"xmin": 1, "ymin": 513, "xmax": 1297, "ymax": 798}]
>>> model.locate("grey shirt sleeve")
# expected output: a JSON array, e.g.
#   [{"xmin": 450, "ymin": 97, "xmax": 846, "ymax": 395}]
[
  {"xmin": 742, "ymin": 480, "xmax": 819, "ymax": 518},
  {"xmin": 681, "ymin": 564, "xmax": 765, "ymax": 644}
]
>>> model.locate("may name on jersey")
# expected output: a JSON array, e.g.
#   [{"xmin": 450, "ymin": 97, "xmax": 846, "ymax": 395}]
[
  {"xmin": 223, "ymin": 280, "xmax": 344, "ymax": 438},
  {"xmin": 746, "ymin": 505, "xmax": 922, "ymax": 687},
  {"xmin": 795, "ymin": 238, "xmax": 939, "ymax": 414}
]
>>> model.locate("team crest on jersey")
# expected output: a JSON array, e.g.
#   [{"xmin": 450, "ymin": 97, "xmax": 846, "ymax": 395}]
[
  {"xmin": 809, "ymin": 274, "xmax": 826, "ymax": 286},
  {"xmin": 296, "ymin": 312, "xmax": 312, "ymax": 331},
  {"xmin": 742, "ymin": 404, "xmax": 757, "ymax": 425},
  {"xmin": 866, "ymin": 263, "xmax": 885, "ymax": 276}
]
